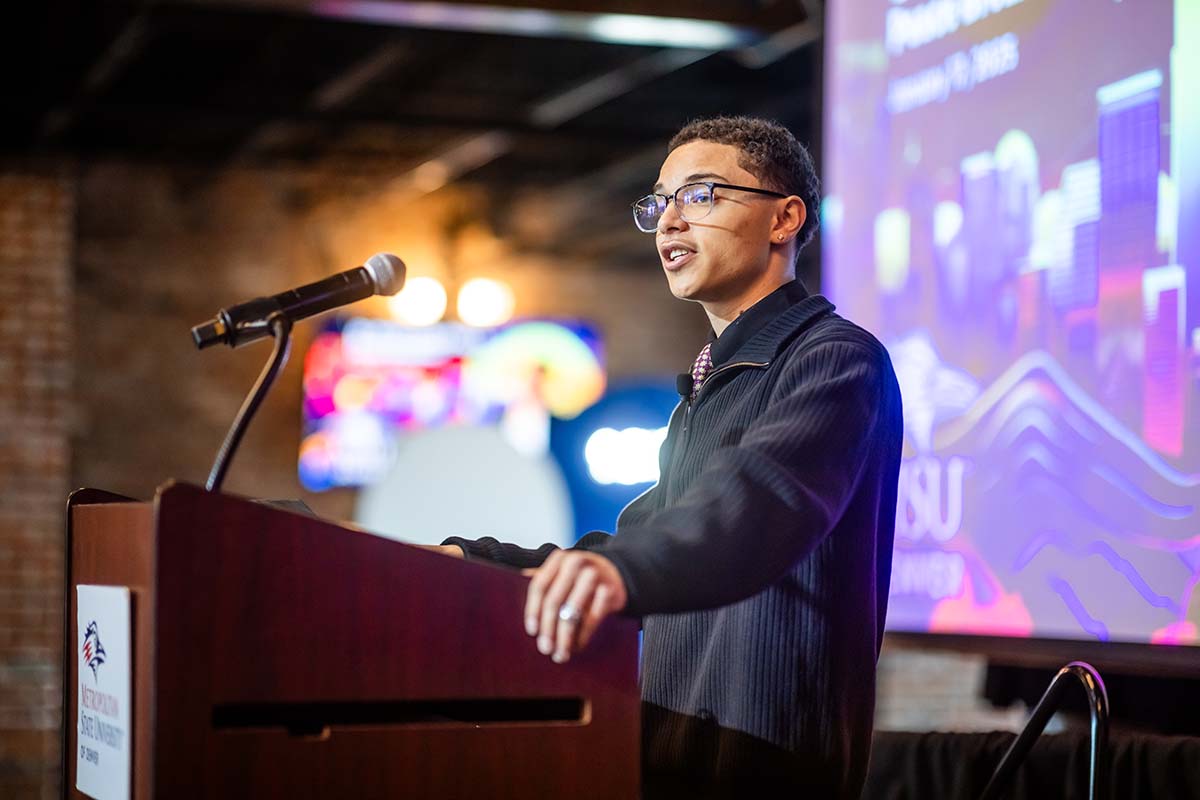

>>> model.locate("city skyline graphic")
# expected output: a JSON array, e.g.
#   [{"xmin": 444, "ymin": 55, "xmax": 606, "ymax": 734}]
[{"xmin": 826, "ymin": 0, "xmax": 1199, "ymax": 646}]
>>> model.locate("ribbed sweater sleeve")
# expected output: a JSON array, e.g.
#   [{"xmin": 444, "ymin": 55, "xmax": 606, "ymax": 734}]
[
  {"xmin": 600, "ymin": 339, "xmax": 892, "ymax": 617},
  {"xmin": 440, "ymin": 530, "xmax": 614, "ymax": 570},
  {"xmin": 439, "ymin": 536, "xmax": 557, "ymax": 569}
]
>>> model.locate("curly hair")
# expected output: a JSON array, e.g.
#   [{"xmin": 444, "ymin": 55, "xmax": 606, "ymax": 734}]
[{"xmin": 668, "ymin": 116, "xmax": 821, "ymax": 253}]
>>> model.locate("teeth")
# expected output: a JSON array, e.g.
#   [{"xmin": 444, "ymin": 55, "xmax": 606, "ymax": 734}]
[{"xmin": 669, "ymin": 248, "xmax": 688, "ymax": 261}]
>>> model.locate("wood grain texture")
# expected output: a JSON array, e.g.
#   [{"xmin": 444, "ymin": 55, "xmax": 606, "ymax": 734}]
[{"xmin": 65, "ymin": 482, "xmax": 640, "ymax": 799}]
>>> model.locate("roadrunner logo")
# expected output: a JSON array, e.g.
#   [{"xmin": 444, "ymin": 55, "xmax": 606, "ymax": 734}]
[{"xmin": 82, "ymin": 621, "xmax": 106, "ymax": 681}]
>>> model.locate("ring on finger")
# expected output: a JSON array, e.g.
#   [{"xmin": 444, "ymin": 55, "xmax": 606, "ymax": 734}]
[{"xmin": 558, "ymin": 603, "xmax": 582, "ymax": 624}]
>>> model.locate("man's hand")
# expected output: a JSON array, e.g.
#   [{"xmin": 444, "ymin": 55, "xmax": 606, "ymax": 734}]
[
  {"xmin": 415, "ymin": 544, "xmax": 465, "ymax": 558},
  {"xmin": 523, "ymin": 550, "xmax": 627, "ymax": 664}
]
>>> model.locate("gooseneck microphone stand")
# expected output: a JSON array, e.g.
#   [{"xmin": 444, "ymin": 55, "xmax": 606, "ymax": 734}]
[
  {"xmin": 204, "ymin": 312, "xmax": 293, "ymax": 493},
  {"xmin": 190, "ymin": 253, "xmax": 405, "ymax": 492}
]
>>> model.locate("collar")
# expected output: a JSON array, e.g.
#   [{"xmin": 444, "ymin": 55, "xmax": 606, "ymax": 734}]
[{"xmin": 707, "ymin": 280, "xmax": 831, "ymax": 367}]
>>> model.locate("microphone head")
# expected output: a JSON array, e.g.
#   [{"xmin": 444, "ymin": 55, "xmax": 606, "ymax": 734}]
[{"xmin": 363, "ymin": 253, "xmax": 406, "ymax": 296}]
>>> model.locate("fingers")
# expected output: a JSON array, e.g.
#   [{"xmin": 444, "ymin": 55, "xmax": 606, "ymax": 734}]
[
  {"xmin": 552, "ymin": 566, "xmax": 598, "ymax": 663},
  {"xmin": 537, "ymin": 554, "xmax": 584, "ymax": 658},
  {"xmin": 524, "ymin": 550, "xmax": 562, "ymax": 637},
  {"xmin": 576, "ymin": 583, "xmax": 611, "ymax": 651},
  {"xmin": 413, "ymin": 544, "xmax": 464, "ymax": 558},
  {"xmin": 524, "ymin": 552, "xmax": 627, "ymax": 664}
]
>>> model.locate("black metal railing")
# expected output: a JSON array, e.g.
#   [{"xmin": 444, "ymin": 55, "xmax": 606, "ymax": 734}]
[{"xmin": 979, "ymin": 660, "xmax": 1109, "ymax": 800}]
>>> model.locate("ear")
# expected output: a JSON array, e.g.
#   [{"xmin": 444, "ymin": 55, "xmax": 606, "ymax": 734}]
[{"xmin": 770, "ymin": 196, "xmax": 807, "ymax": 245}]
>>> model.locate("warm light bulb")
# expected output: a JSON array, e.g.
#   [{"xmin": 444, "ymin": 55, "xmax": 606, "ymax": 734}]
[
  {"xmin": 457, "ymin": 277, "xmax": 516, "ymax": 327},
  {"xmin": 388, "ymin": 276, "xmax": 447, "ymax": 326}
]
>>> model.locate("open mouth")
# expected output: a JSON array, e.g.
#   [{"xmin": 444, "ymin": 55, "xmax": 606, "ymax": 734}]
[{"xmin": 660, "ymin": 244, "xmax": 695, "ymax": 269}]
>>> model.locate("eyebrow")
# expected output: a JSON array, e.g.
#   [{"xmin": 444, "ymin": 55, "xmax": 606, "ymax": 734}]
[{"xmin": 653, "ymin": 172, "xmax": 729, "ymax": 192}]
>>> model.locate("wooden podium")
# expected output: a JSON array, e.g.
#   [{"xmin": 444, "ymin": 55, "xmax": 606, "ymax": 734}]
[{"xmin": 63, "ymin": 482, "xmax": 641, "ymax": 799}]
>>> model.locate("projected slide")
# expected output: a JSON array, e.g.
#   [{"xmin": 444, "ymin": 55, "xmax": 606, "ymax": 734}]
[{"xmin": 825, "ymin": 1, "xmax": 1199, "ymax": 646}]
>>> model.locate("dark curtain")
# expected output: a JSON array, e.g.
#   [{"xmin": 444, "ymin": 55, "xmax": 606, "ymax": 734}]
[{"xmin": 864, "ymin": 730, "xmax": 1200, "ymax": 800}]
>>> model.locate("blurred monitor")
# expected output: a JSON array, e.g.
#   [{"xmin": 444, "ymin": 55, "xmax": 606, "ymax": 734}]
[{"xmin": 299, "ymin": 317, "xmax": 604, "ymax": 491}]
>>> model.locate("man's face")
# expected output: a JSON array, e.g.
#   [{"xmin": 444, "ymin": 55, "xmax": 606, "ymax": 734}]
[{"xmin": 653, "ymin": 140, "xmax": 780, "ymax": 305}]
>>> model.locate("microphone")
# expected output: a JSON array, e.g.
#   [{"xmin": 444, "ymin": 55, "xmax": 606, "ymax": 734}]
[
  {"xmin": 676, "ymin": 373, "xmax": 694, "ymax": 400},
  {"xmin": 191, "ymin": 253, "xmax": 405, "ymax": 349}
]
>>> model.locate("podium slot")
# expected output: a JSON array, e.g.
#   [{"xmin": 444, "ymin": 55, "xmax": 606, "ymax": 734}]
[{"xmin": 212, "ymin": 698, "xmax": 588, "ymax": 735}]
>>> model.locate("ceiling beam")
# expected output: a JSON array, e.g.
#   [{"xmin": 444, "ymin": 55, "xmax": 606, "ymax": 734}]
[
  {"xmin": 171, "ymin": 0, "xmax": 799, "ymax": 49},
  {"xmin": 351, "ymin": 42, "xmax": 718, "ymax": 209},
  {"xmin": 69, "ymin": 101, "xmax": 672, "ymax": 147},
  {"xmin": 303, "ymin": 0, "xmax": 807, "ymax": 29},
  {"xmin": 38, "ymin": 9, "xmax": 153, "ymax": 141},
  {"xmin": 529, "ymin": 47, "xmax": 711, "ymax": 128},
  {"xmin": 734, "ymin": 0, "xmax": 823, "ymax": 69},
  {"xmin": 228, "ymin": 39, "xmax": 414, "ymax": 160}
]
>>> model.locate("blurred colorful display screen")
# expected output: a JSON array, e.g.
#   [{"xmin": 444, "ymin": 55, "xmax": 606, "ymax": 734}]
[
  {"xmin": 299, "ymin": 317, "xmax": 605, "ymax": 491},
  {"xmin": 825, "ymin": 1, "xmax": 1199, "ymax": 647}
]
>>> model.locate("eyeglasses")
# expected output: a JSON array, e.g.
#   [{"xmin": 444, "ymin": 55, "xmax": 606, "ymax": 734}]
[{"xmin": 631, "ymin": 181, "xmax": 788, "ymax": 233}]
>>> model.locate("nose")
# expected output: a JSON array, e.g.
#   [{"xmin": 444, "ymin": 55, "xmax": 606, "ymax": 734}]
[{"xmin": 657, "ymin": 194, "xmax": 688, "ymax": 234}]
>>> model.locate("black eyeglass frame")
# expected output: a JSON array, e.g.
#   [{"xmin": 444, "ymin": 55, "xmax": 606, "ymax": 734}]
[{"xmin": 631, "ymin": 181, "xmax": 789, "ymax": 232}]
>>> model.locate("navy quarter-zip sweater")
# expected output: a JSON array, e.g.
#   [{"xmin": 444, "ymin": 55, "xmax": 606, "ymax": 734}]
[{"xmin": 445, "ymin": 281, "xmax": 904, "ymax": 798}]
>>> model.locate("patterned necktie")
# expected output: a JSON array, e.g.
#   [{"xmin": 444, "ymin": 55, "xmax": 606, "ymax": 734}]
[{"xmin": 690, "ymin": 342, "xmax": 713, "ymax": 401}]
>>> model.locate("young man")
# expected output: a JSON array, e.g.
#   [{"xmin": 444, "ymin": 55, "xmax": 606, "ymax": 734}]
[{"xmin": 440, "ymin": 116, "xmax": 903, "ymax": 798}]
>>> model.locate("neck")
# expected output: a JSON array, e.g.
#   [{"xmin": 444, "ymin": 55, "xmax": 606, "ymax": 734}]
[{"xmin": 704, "ymin": 272, "xmax": 793, "ymax": 336}]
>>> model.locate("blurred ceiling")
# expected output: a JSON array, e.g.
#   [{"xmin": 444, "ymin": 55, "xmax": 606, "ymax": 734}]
[{"xmin": 7, "ymin": 0, "xmax": 825, "ymax": 269}]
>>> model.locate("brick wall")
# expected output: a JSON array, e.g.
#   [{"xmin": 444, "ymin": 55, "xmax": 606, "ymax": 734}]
[
  {"xmin": 875, "ymin": 643, "xmax": 1030, "ymax": 733},
  {"xmin": 0, "ymin": 165, "xmax": 74, "ymax": 799}
]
